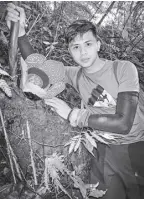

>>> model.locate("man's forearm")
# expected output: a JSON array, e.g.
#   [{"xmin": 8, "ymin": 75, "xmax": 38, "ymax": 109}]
[
  {"xmin": 18, "ymin": 34, "xmax": 35, "ymax": 60},
  {"xmin": 88, "ymin": 92, "xmax": 138, "ymax": 134},
  {"xmin": 73, "ymin": 92, "xmax": 138, "ymax": 135}
]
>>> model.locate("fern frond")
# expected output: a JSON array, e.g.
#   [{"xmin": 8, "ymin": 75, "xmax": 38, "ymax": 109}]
[
  {"xmin": 0, "ymin": 79, "xmax": 12, "ymax": 97},
  {"xmin": 0, "ymin": 65, "xmax": 10, "ymax": 77},
  {"xmin": 44, "ymin": 153, "xmax": 72, "ymax": 198}
]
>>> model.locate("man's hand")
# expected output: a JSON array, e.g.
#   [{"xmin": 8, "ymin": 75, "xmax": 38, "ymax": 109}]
[
  {"xmin": 5, "ymin": 3, "xmax": 26, "ymax": 37},
  {"xmin": 44, "ymin": 97, "xmax": 72, "ymax": 120}
]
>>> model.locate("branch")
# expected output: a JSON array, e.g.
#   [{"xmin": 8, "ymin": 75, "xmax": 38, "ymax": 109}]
[
  {"xmin": 123, "ymin": 2, "xmax": 134, "ymax": 30},
  {"xmin": 90, "ymin": 2, "xmax": 103, "ymax": 21},
  {"xmin": 26, "ymin": 120, "xmax": 38, "ymax": 186},
  {"xmin": 97, "ymin": 1, "xmax": 116, "ymax": 27},
  {"xmin": 0, "ymin": 108, "xmax": 16, "ymax": 184}
]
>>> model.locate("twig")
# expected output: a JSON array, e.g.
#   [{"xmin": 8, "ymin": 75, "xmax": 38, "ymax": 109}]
[
  {"xmin": 46, "ymin": 16, "xmax": 60, "ymax": 58},
  {"xmin": 11, "ymin": 124, "xmax": 69, "ymax": 148},
  {"xmin": 0, "ymin": 110, "xmax": 23, "ymax": 181},
  {"xmin": 32, "ymin": 140, "xmax": 65, "ymax": 148},
  {"xmin": 0, "ymin": 184, "xmax": 12, "ymax": 193},
  {"xmin": 0, "ymin": 108, "xmax": 16, "ymax": 184},
  {"xmin": 9, "ymin": 144, "xmax": 22, "ymax": 180},
  {"xmin": 27, "ymin": 14, "xmax": 40, "ymax": 35},
  {"xmin": 35, "ymin": 7, "xmax": 48, "ymax": 23},
  {"xmin": 26, "ymin": 120, "xmax": 38, "ymax": 185}
]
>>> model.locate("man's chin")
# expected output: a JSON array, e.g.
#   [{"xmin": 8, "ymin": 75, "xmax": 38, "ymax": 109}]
[{"xmin": 80, "ymin": 63, "xmax": 91, "ymax": 68}]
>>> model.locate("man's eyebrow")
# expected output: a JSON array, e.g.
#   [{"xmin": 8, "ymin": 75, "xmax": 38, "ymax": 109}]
[
  {"xmin": 85, "ymin": 40, "xmax": 93, "ymax": 43},
  {"xmin": 70, "ymin": 40, "xmax": 93, "ymax": 46},
  {"xmin": 70, "ymin": 43, "xmax": 79, "ymax": 47}
]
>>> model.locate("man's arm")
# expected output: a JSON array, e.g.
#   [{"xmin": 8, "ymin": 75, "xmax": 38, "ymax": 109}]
[
  {"xmin": 87, "ymin": 91, "xmax": 138, "ymax": 134},
  {"xmin": 18, "ymin": 34, "xmax": 35, "ymax": 60},
  {"xmin": 6, "ymin": 3, "xmax": 35, "ymax": 59}
]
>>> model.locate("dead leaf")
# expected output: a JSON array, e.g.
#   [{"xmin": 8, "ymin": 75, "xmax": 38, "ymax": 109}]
[
  {"xmin": 122, "ymin": 29, "xmax": 129, "ymax": 40},
  {"xmin": 89, "ymin": 188, "xmax": 107, "ymax": 198}
]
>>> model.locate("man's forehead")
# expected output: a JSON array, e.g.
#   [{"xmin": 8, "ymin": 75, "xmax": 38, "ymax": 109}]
[{"xmin": 69, "ymin": 31, "xmax": 96, "ymax": 45}]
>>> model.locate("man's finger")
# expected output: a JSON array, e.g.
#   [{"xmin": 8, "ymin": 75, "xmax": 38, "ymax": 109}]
[
  {"xmin": 7, "ymin": 2, "xmax": 17, "ymax": 9},
  {"xmin": 6, "ymin": 12, "xmax": 20, "ymax": 22},
  {"xmin": 6, "ymin": 19, "xmax": 11, "ymax": 29},
  {"xmin": 6, "ymin": 4, "xmax": 25, "ymax": 25},
  {"xmin": 6, "ymin": 6, "xmax": 20, "ymax": 16}
]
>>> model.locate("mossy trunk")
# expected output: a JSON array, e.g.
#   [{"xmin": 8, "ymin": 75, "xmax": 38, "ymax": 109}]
[{"xmin": 0, "ymin": 87, "xmax": 91, "ymax": 198}]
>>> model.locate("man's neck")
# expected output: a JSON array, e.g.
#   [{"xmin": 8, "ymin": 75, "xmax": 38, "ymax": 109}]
[{"xmin": 84, "ymin": 58, "xmax": 106, "ymax": 74}]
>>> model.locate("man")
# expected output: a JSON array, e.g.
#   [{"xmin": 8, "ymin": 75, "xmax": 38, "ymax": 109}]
[{"xmin": 6, "ymin": 3, "xmax": 144, "ymax": 199}]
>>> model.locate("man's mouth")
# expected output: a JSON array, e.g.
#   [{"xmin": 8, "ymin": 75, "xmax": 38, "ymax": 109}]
[{"xmin": 81, "ymin": 58, "xmax": 90, "ymax": 63}]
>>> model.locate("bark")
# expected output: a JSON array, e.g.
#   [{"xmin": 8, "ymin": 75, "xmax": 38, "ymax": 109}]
[{"xmin": 1, "ymin": 87, "xmax": 90, "ymax": 198}]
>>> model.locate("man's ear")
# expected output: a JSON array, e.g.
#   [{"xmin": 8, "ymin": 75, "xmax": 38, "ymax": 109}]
[
  {"xmin": 68, "ymin": 47, "xmax": 72, "ymax": 56},
  {"xmin": 97, "ymin": 40, "xmax": 101, "ymax": 52}
]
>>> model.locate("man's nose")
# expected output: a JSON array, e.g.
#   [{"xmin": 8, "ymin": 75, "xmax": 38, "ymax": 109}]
[{"xmin": 80, "ymin": 47, "xmax": 87, "ymax": 56}]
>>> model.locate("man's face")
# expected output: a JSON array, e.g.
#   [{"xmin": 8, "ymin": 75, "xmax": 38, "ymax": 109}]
[{"xmin": 68, "ymin": 31, "xmax": 100, "ymax": 69}]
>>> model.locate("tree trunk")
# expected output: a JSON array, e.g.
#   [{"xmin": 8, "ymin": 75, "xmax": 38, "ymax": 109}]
[{"xmin": 0, "ymin": 87, "xmax": 90, "ymax": 198}]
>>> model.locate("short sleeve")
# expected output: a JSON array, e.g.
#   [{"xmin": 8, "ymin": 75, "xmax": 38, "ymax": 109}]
[
  {"xmin": 117, "ymin": 61, "xmax": 139, "ymax": 93},
  {"xmin": 65, "ymin": 66, "xmax": 80, "ymax": 90}
]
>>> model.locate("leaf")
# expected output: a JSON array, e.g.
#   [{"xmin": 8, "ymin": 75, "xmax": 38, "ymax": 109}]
[
  {"xmin": 84, "ymin": 132, "xmax": 97, "ymax": 148},
  {"xmin": 91, "ymin": 132, "xmax": 109, "ymax": 144},
  {"xmin": 82, "ymin": 139, "xmax": 95, "ymax": 156},
  {"xmin": 0, "ymin": 67, "xmax": 10, "ymax": 77},
  {"xmin": 122, "ymin": 29, "xmax": 129, "ymax": 40},
  {"xmin": 71, "ymin": 135, "xmax": 81, "ymax": 140},
  {"xmin": 64, "ymin": 140, "xmax": 72, "ymax": 147},
  {"xmin": 0, "ymin": 79, "xmax": 12, "ymax": 97},
  {"xmin": 89, "ymin": 188, "xmax": 107, "ymax": 198},
  {"xmin": 100, "ymin": 133, "xmax": 115, "ymax": 140},
  {"xmin": 44, "ymin": 154, "xmax": 73, "ymax": 199},
  {"xmin": 65, "ymin": 135, "xmax": 81, "ymax": 153},
  {"xmin": 69, "ymin": 140, "xmax": 76, "ymax": 154},
  {"xmin": 43, "ymin": 27, "xmax": 48, "ymax": 31},
  {"xmin": 71, "ymin": 174, "xmax": 88, "ymax": 199},
  {"xmin": 35, "ymin": 186, "xmax": 47, "ymax": 199},
  {"xmin": 43, "ymin": 41, "xmax": 51, "ymax": 45},
  {"xmin": 74, "ymin": 163, "xmax": 85, "ymax": 175},
  {"xmin": 52, "ymin": 42, "xmax": 58, "ymax": 46},
  {"xmin": 0, "ymin": 31, "xmax": 8, "ymax": 45},
  {"xmin": 74, "ymin": 136, "xmax": 81, "ymax": 152},
  {"xmin": 85, "ymin": 182, "xmax": 99, "ymax": 189},
  {"xmin": 55, "ymin": 179, "xmax": 72, "ymax": 199},
  {"xmin": 43, "ymin": 27, "xmax": 52, "ymax": 37}
]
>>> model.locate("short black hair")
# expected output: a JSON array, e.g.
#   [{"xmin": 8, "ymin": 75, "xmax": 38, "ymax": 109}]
[{"xmin": 65, "ymin": 20, "xmax": 98, "ymax": 44}]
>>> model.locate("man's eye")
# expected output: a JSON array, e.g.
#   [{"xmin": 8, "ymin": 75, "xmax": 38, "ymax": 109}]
[
  {"xmin": 73, "ymin": 46, "xmax": 79, "ymax": 50},
  {"xmin": 87, "ymin": 43, "xmax": 92, "ymax": 46}
]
